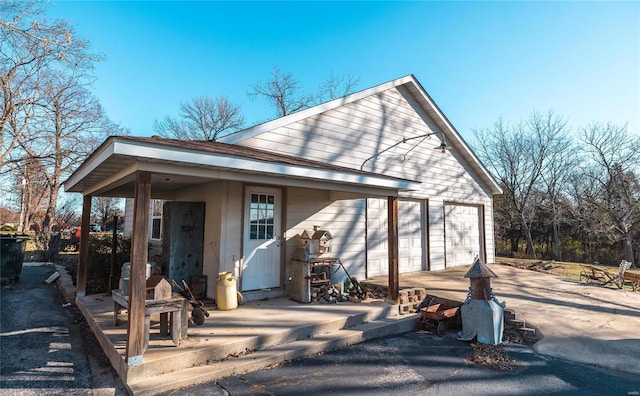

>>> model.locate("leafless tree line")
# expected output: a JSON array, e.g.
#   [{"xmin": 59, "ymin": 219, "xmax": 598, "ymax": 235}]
[
  {"xmin": 474, "ymin": 111, "xmax": 640, "ymax": 267},
  {"xmin": 1, "ymin": 1, "xmax": 127, "ymax": 234},
  {"xmin": 2, "ymin": 2, "xmax": 360, "ymax": 235}
]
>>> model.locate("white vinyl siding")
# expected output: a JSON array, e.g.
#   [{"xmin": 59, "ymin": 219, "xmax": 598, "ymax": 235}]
[
  {"xmin": 233, "ymin": 87, "xmax": 496, "ymax": 272},
  {"xmin": 484, "ymin": 204, "xmax": 496, "ymax": 264},
  {"xmin": 237, "ymin": 89, "xmax": 491, "ymax": 203},
  {"xmin": 216, "ymin": 181, "xmax": 243, "ymax": 276},
  {"xmin": 285, "ymin": 187, "xmax": 367, "ymax": 281},
  {"xmin": 428, "ymin": 199, "xmax": 446, "ymax": 270}
]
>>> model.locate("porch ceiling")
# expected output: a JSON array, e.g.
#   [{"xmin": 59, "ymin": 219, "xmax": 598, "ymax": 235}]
[{"xmin": 63, "ymin": 136, "xmax": 422, "ymax": 198}]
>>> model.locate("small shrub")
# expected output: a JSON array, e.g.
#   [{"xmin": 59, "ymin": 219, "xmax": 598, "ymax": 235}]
[{"xmin": 86, "ymin": 233, "xmax": 131, "ymax": 294}]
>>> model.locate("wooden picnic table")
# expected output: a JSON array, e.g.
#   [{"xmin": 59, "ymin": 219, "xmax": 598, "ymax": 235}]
[{"xmin": 112, "ymin": 289, "xmax": 188, "ymax": 352}]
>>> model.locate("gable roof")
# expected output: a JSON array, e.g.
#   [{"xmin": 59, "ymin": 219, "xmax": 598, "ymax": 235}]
[{"xmin": 220, "ymin": 74, "xmax": 502, "ymax": 195}]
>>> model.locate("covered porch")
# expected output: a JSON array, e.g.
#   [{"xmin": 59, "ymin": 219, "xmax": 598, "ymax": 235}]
[{"xmin": 63, "ymin": 136, "xmax": 422, "ymax": 393}]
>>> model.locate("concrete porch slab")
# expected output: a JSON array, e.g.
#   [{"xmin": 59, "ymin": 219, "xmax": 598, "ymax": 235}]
[{"xmin": 76, "ymin": 292, "xmax": 417, "ymax": 394}]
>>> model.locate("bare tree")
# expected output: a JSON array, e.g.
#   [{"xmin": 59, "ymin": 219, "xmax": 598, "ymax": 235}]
[
  {"xmin": 319, "ymin": 72, "xmax": 360, "ymax": 102},
  {"xmin": 535, "ymin": 112, "xmax": 575, "ymax": 260},
  {"xmin": 55, "ymin": 193, "xmax": 81, "ymax": 230},
  {"xmin": 0, "ymin": 0, "xmax": 101, "ymax": 172},
  {"xmin": 579, "ymin": 123, "xmax": 640, "ymax": 266},
  {"xmin": 474, "ymin": 111, "xmax": 568, "ymax": 258},
  {"xmin": 15, "ymin": 157, "xmax": 49, "ymax": 232},
  {"xmin": 25, "ymin": 70, "xmax": 109, "ymax": 231},
  {"xmin": 2, "ymin": 2, "xmax": 117, "ymax": 234},
  {"xmin": 249, "ymin": 66, "xmax": 315, "ymax": 117},
  {"xmin": 153, "ymin": 95, "xmax": 244, "ymax": 141},
  {"xmin": 249, "ymin": 66, "xmax": 360, "ymax": 118},
  {"xmin": 565, "ymin": 171, "xmax": 602, "ymax": 262}
]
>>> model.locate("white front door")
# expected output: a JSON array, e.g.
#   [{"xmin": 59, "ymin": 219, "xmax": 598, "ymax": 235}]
[{"xmin": 242, "ymin": 187, "xmax": 281, "ymax": 291}]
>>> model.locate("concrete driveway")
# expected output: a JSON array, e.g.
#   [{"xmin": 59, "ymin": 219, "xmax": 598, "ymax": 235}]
[{"xmin": 367, "ymin": 263, "xmax": 640, "ymax": 376}]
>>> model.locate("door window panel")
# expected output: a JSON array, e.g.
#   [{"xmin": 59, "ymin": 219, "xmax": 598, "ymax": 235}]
[{"xmin": 249, "ymin": 193, "xmax": 275, "ymax": 240}]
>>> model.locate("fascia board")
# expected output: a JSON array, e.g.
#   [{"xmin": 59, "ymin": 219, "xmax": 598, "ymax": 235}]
[
  {"xmin": 116, "ymin": 140, "xmax": 421, "ymax": 191},
  {"xmin": 138, "ymin": 162, "xmax": 402, "ymax": 197}
]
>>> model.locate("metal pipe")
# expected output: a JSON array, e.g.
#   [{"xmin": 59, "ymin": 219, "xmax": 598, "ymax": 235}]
[{"xmin": 359, "ymin": 132, "xmax": 445, "ymax": 170}]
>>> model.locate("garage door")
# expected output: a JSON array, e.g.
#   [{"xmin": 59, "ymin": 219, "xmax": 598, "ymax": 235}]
[
  {"xmin": 367, "ymin": 198, "xmax": 425, "ymax": 277},
  {"xmin": 444, "ymin": 204, "xmax": 482, "ymax": 267}
]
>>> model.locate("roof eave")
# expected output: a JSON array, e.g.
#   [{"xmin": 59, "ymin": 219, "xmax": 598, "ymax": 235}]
[
  {"xmin": 63, "ymin": 137, "xmax": 422, "ymax": 196},
  {"xmin": 63, "ymin": 136, "xmax": 118, "ymax": 192}
]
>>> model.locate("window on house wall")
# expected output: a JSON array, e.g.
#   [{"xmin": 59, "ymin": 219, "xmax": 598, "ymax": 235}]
[{"xmin": 151, "ymin": 199, "xmax": 164, "ymax": 240}]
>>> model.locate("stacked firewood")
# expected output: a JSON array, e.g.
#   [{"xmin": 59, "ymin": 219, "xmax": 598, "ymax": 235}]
[
  {"xmin": 310, "ymin": 279, "xmax": 391, "ymax": 304},
  {"xmin": 362, "ymin": 284, "xmax": 388, "ymax": 300},
  {"xmin": 311, "ymin": 283, "xmax": 347, "ymax": 303}
]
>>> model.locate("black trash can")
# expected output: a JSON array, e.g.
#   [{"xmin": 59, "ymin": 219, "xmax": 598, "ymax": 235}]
[{"xmin": 1, "ymin": 234, "xmax": 28, "ymax": 285}]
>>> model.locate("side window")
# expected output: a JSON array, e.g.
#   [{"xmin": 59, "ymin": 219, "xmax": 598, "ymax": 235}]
[{"xmin": 150, "ymin": 199, "xmax": 164, "ymax": 240}]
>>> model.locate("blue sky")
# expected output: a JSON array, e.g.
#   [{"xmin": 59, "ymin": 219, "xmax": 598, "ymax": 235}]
[{"xmin": 48, "ymin": 1, "xmax": 639, "ymax": 142}]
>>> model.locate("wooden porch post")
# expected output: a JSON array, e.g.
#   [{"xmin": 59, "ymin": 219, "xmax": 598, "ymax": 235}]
[
  {"xmin": 387, "ymin": 196, "xmax": 399, "ymax": 304},
  {"xmin": 76, "ymin": 194, "xmax": 92, "ymax": 297},
  {"xmin": 126, "ymin": 171, "xmax": 151, "ymax": 364}
]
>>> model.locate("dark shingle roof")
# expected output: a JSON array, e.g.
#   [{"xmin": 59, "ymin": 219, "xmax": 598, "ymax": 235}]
[{"xmin": 116, "ymin": 135, "xmax": 402, "ymax": 178}]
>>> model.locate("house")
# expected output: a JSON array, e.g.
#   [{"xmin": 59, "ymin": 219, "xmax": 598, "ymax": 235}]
[
  {"xmin": 63, "ymin": 74, "xmax": 501, "ymax": 364},
  {"xmin": 218, "ymin": 75, "xmax": 502, "ymax": 278}
]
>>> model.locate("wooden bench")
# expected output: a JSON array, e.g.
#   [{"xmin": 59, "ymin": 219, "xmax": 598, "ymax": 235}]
[
  {"xmin": 112, "ymin": 290, "xmax": 188, "ymax": 353},
  {"xmin": 623, "ymin": 272, "xmax": 640, "ymax": 292}
]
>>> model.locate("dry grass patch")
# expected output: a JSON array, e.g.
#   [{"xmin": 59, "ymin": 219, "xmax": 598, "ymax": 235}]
[{"xmin": 495, "ymin": 257, "xmax": 640, "ymax": 291}]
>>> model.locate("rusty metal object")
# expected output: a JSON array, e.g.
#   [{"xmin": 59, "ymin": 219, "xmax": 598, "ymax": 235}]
[
  {"xmin": 418, "ymin": 300, "xmax": 462, "ymax": 336},
  {"xmin": 464, "ymin": 257, "xmax": 497, "ymax": 301}
]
